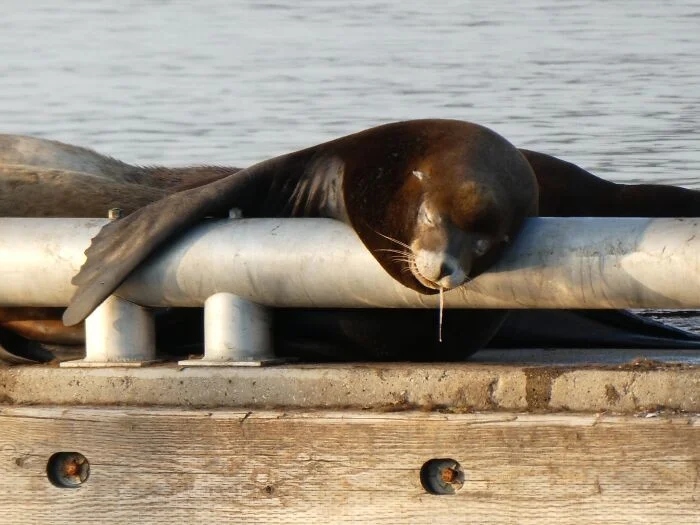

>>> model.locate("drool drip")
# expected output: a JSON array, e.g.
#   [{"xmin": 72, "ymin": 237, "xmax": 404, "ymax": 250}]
[{"xmin": 438, "ymin": 286, "xmax": 444, "ymax": 343}]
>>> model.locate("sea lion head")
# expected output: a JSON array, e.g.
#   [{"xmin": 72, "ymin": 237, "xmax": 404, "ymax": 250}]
[
  {"xmin": 406, "ymin": 169, "xmax": 508, "ymax": 290},
  {"xmin": 344, "ymin": 120, "xmax": 539, "ymax": 294}
]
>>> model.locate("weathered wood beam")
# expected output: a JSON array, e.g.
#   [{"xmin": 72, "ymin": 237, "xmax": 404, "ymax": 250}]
[{"xmin": 1, "ymin": 406, "xmax": 697, "ymax": 524}]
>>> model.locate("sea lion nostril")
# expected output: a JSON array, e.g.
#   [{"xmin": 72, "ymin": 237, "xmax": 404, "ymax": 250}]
[{"xmin": 437, "ymin": 262, "xmax": 453, "ymax": 281}]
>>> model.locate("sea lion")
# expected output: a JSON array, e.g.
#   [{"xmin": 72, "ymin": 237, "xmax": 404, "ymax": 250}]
[
  {"xmin": 62, "ymin": 119, "xmax": 540, "ymax": 329},
  {"xmin": 0, "ymin": 133, "xmax": 240, "ymax": 217},
  {"xmin": 3, "ymin": 124, "xmax": 700, "ymax": 362}
]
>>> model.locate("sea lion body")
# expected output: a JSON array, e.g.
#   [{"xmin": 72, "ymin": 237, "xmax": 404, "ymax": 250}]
[
  {"xmin": 63, "ymin": 119, "xmax": 539, "ymax": 328},
  {"xmin": 522, "ymin": 149, "xmax": 700, "ymax": 217},
  {"xmin": 3, "ymin": 120, "xmax": 540, "ymax": 360}
]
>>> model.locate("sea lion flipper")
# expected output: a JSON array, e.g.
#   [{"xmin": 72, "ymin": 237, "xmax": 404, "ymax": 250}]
[{"xmin": 62, "ymin": 163, "xmax": 267, "ymax": 326}]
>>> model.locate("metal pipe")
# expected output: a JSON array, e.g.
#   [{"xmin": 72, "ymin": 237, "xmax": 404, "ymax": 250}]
[
  {"xmin": 1, "ymin": 217, "xmax": 700, "ymax": 309},
  {"xmin": 0, "ymin": 218, "xmax": 104, "ymax": 306}
]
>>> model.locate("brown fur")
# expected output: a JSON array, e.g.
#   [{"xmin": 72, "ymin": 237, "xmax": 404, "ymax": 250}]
[
  {"xmin": 0, "ymin": 133, "xmax": 241, "ymax": 217},
  {"xmin": 0, "ymin": 307, "xmax": 83, "ymax": 344}
]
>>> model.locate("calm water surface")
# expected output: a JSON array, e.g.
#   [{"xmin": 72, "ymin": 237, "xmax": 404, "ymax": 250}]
[{"xmin": 0, "ymin": 0, "xmax": 698, "ymax": 187}]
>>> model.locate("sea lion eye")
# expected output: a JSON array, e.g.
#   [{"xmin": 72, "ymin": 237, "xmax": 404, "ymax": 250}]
[{"xmin": 474, "ymin": 238, "xmax": 491, "ymax": 257}]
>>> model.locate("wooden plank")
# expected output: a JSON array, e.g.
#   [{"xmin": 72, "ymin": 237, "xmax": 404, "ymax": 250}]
[{"xmin": 0, "ymin": 407, "xmax": 697, "ymax": 524}]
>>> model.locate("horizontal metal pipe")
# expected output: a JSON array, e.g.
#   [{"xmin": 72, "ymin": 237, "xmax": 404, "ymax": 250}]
[{"xmin": 1, "ymin": 217, "xmax": 700, "ymax": 309}]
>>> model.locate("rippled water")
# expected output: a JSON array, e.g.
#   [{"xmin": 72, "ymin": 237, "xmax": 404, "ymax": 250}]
[{"xmin": 1, "ymin": 0, "xmax": 699, "ymax": 187}]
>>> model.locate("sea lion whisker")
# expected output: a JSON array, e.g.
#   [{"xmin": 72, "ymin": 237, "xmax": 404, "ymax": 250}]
[
  {"xmin": 374, "ymin": 247, "xmax": 415, "ymax": 266},
  {"xmin": 372, "ymin": 229, "xmax": 412, "ymax": 250},
  {"xmin": 390, "ymin": 258, "xmax": 414, "ymax": 265},
  {"xmin": 374, "ymin": 248, "xmax": 412, "ymax": 256}
]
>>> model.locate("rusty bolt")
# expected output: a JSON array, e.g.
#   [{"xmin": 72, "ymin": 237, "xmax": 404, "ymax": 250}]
[
  {"xmin": 440, "ymin": 466, "xmax": 459, "ymax": 484},
  {"xmin": 420, "ymin": 458, "xmax": 465, "ymax": 495},
  {"xmin": 47, "ymin": 452, "xmax": 90, "ymax": 488}
]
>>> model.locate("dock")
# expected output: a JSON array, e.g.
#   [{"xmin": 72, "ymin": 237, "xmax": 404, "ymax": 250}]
[{"xmin": 1, "ymin": 349, "xmax": 697, "ymax": 524}]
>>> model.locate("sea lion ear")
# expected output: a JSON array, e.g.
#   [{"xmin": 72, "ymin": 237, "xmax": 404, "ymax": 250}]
[{"xmin": 412, "ymin": 170, "xmax": 427, "ymax": 182}]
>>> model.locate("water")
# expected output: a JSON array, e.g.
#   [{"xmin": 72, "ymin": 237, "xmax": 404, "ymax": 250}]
[
  {"xmin": 1, "ymin": 1, "xmax": 700, "ymax": 333},
  {"xmin": 0, "ymin": 0, "xmax": 699, "ymax": 186}
]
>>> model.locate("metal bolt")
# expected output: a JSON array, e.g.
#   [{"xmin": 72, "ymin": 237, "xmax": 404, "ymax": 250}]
[
  {"xmin": 47, "ymin": 452, "xmax": 90, "ymax": 488},
  {"xmin": 440, "ymin": 466, "xmax": 459, "ymax": 484},
  {"xmin": 420, "ymin": 458, "xmax": 465, "ymax": 495}
]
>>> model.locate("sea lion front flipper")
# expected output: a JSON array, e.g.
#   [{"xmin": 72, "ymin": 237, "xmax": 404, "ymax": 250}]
[{"xmin": 62, "ymin": 157, "xmax": 281, "ymax": 326}]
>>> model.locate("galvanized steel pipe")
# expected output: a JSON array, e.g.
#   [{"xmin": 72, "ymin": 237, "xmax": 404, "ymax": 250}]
[{"xmin": 1, "ymin": 217, "xmax": 700, "ymax": 309}]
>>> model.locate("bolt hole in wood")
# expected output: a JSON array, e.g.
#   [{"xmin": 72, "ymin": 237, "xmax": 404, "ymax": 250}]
[
  {"xmin": 420, "ymin": 458, "xmax": 465, "ymax": 495},
  {"xmin": 46, "ymin": 452, "xmax": 90, "ymax": 488}
]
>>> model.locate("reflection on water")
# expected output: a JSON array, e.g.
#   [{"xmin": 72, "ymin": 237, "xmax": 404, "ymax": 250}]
[{"xmin": 0, "ymin": 0, "xmax": 698, "ymax": 187}]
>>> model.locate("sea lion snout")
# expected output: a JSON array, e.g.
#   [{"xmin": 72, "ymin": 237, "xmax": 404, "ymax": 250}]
[
  {"xmin": 410, "ymin": 232, "xmax": 495, "ymax": 290},
  {"xmin": 410, "ymin": 248, "xmax": 467, "ymax": 289}
]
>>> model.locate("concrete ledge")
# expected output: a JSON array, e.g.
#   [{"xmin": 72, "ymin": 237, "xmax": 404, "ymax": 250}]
[{"xmin": 1, "ymin": 359, "xmax": 698, "ymax": 413}]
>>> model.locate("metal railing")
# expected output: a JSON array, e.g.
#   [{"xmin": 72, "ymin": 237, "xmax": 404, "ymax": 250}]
[{"xmin": 2, "ymin": 216, "xmax": 699, "ymax": 365}]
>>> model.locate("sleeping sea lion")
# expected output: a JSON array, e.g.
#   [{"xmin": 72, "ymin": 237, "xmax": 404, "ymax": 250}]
[
  {"xmin": 3, "ymin": 121, "xmax": 541, "ymax": 361},
  {"xmin": 62, "ymin": 119, "xmax": 540, "ymax": 330}
]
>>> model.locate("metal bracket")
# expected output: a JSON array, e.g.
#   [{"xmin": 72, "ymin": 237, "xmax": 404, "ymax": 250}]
[
  {"xmin": 61, "ymin": 295, "xmax": 158, "ymax": 368},
  {"xmin": 178, "ymin": 292, "xmax": 287, "ymax": 367}
]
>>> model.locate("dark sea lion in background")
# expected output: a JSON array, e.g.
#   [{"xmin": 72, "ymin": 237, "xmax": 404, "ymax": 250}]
[
  {"xmin": 0, "ymin": 133, "xmax": 240, "ymax": 217},
  {"xmin": 3, "ymin": 123, "xmax": 700, "ymax": 362},
  {"xmin": 520, "ymin": 149, "xmax": 700, "ymax": 217}
]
